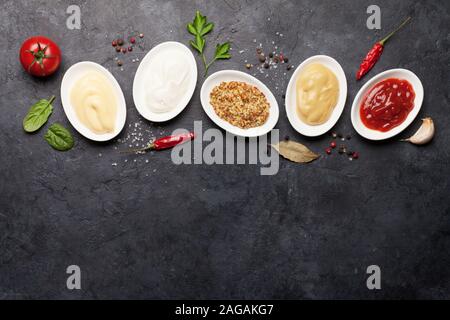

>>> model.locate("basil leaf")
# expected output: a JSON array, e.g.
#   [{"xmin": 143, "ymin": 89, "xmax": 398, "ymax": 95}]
[
  {"xmin": 44, "ymin": 123, "xmax": 74, "ymax": 151},
  {"xmin": 23, "ymin": 96, "xmax": 55, "ymax": 133}
]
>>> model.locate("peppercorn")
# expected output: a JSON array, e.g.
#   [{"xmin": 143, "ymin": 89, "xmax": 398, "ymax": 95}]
[
  {"xmin": 117, "ymin": 39, "xmax": 124, "ymax": 46},
  {"xmin": 128, "ymin": 46, "xmax": 133, "ymax": 52},
  {"xmin": 122, "ymin": 47, "xmax": 127, "ymax": 54},
  {"xmin": 139, "ymin": 33, "xmax": 144, "ymax": 38},
  {"xmin": 264, "ymin": 62, "xmax": 270, "ymax": 69},
  {"xmin": 116, "ymin": 46, "xmax": 122, "ymax": 52},
  {"xmin": 330, "ymin": 141, "xmax": 337, "ymax": 149},
  {"xmin": 112, "ymin": 40, "xmax": 118, "ymax": 47},
  {"xmin": 130, "ymin": 37, "xmax": 136, "ymax": 44},
  {"xmin": 269, "ymin": 52, "xmax": 274, "ymax": 58},
  {"xmin": 338, "ymin": 146, "xmax": 346, "ymax": 154},
  {"xmin": 283, "ymin": 57, "xmax": 289, "ymax": 63},
  {"xmin": 352, "ymin": 152, "xmax": 359, "ymax": 160},
  {"xmin": 286, "ymin": 65, "xmax": 293, "ymax": 71},
  {"xmin": 332, "ymin": 132, "xmax": 338, "ymax": 139},
  {"xmin": 326, "ymin": 148, "xmax": 332, "ymax": 155},
  {"xmin": 245, "ymin": 63, "xmax": 252, "ymax": 69},
  {"xmin": 117, "ymin": 60, "xmax": 123, "ymax": 67},
  {"xmin": 259, "ymin": 54, "xmax": 266, "ymax": 63}
]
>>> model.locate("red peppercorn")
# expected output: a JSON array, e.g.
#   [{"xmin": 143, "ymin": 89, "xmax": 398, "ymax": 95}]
[
  {"xmin": 330, "ymin": 141, "xmax": 337, "ymax": 149},
  {"xmin": 130, "ymin": 37, "xmax": 136, "ymax": 44},
  {"xmin": 122, "ymin": 47, "xmax": 127, "ymax": 54},
  {"xmin": 352, "ymin": 152, "xmax": 359, "ymax": 160},
  {"xmin": 128, "ymin": 46, "xmax": 133, "ymax": 52},
  {"xmin": 326, "ymin": 148, "xmax": 332, "ymax": 155},
  {"xmin": 112, "ymin": 40, "xmax": 117, "ymax": 47}
]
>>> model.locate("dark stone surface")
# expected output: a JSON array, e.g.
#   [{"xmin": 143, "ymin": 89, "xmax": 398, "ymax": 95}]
[{"xmin": 0, "ymin": 0, "xmax": 449, "ymax": 299}]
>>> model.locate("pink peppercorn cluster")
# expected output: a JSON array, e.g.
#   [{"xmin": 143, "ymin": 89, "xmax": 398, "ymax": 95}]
[
  {"xmin": 111, "ymin": 33, "xmax": 144, "ymax": 67},
  {"xmin": 325, "ymin": 132, "xmax": 359, "ymax": 160},
  {"xmin": 246, "ymin": 47, "xmax": 293, "ymax": 71}
]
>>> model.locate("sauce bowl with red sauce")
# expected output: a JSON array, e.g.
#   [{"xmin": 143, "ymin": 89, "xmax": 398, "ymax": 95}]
[{"xmin": 351, "ymin": 69, "xmax": 424, "ymax": 140}]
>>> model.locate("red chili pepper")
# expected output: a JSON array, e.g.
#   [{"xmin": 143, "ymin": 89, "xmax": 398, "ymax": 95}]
[
  {"xmin": 122, "ymin": 132, "xmax": 195, "ymax": 153},
  {"xmin": 356, "ymin": 17, "xmax": 411, "ymax": 81},
  {"xmin": 152, "ymin": 132, "xmax": 195, "ymax": 150}
]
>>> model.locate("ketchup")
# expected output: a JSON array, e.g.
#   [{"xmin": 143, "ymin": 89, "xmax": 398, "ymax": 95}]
[{"xmin": 360, "ymin": 78, "xmax": 415, "ymax": 132}]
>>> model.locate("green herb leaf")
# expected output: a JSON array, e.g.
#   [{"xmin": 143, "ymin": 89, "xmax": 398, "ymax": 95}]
[
  {"xmin": 189, "ymin": 40, "xmax": 200, "ymax": 52},
  {"xmin": 187, "ymin": 11, "xmax": 231, "ymax": 76},
  {"xmin": 195, "ymin": 33, "xmax": 206, "ymax": 53},
  {"xmin": 23, "ymin": 96, "xmax": 55, "ymax": 133},
  {"xmin": 188, "ymin": 11, "xmax": 212, "ymax": 54},
  {"xmin": 200, "ymin": 22, "xmax": 214, "ymax": 36},
  {"xmin": 214, "ymin": 42, "xmax": 231, "ymax": 60},
  {"xmin": 44, "ymin": 123, "xmax": 74, "ymax": 151},
  {"xmin": 193, "ymin": 11, "xmax": 205, "ymax": 33},
  {"xmin": 187, "ymin": 23, "xmax": 197, "ymax": 36}
]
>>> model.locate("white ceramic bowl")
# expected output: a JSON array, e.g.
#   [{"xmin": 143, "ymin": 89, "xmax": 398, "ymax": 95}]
[
  {"xmin": 285, "ymin": 55, "xmax": 348, "ymax": 137},
  {"xmin": 133, "ymin": 41, "xmax": 197, "ymax": 122},
  {"xmin": 60, "ymin": 61, "xmax": 127, "ymax": 142},
  {"xmin": 200, "ymin": 70, "xmax": 279, "ymax": 137},
  {"xmin": 351, "ymin": 69, "xmax": 424, "ymax": 140}
]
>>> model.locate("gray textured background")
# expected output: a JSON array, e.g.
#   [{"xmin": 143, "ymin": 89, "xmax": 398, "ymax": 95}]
[{"xmin": 0, "ymin": 0, "xmax": 449, "ymax": 299}]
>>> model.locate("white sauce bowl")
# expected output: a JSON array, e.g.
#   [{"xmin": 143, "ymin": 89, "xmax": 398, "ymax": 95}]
[
  {"xmin": 133, "ymin": 41, "xmax": 198, "ymax": 122},
  {"xmin": 351, "ymin": 69, "xmax": 424, "ymax": 141},
  {"xmin": 285, "ymin": 55, "xmax": 348, "ymax": 137},
  {"xmin": 60, "ymin": 61, "xmax": 127, "ymax": 142},
  {"xmin": 200, "ymin": 70, "xmax": 279, "ymax": 138}
]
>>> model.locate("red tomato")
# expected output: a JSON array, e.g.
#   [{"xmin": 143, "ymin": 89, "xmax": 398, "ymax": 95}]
[{"xmin": 19, "ymin": 36, "xmax": 61, "ymax": 77}]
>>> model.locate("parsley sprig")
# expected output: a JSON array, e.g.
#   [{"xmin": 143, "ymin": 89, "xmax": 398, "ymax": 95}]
[{"xmin": 187, "ymin": 11, "xmax": 231, "ymax": 76}]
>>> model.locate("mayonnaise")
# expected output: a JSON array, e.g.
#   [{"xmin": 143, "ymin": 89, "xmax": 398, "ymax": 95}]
[
  {"xmin": 145, "ymin": 49, "xmax": 191, "ymax": 113},
  {"xmin": 296, "ymin": 63, "xmax": 339, "ymax": 126},
  {"xmin": 71, "ymin": 71, "xmax": 117, "ymax": 134}
]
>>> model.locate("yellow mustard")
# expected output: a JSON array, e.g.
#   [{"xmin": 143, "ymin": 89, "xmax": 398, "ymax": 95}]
[{"xmin": 296, "ymin": 63, "xmax": 339, "ymax": 125}]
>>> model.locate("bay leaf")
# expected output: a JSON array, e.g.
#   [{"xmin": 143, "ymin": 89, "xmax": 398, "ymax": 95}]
[{"xmin": 271, "ymin": 141, "xmax": 320, "ymax": 163}]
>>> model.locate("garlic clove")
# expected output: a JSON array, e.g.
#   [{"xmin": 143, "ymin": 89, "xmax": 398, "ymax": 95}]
[{"xmin": 401, "ymin": 117, "xmax": 435, "ymax": 145}]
